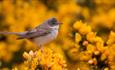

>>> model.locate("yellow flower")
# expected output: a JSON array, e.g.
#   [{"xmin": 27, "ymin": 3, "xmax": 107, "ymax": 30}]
[
  {"xmin": 100, "ymin": 54, "xmax": 107, "ymax": 61},
  {"xmin": 86, "ymin": 32, "xmax": 96, "ymax": 43},
  {"xmin": 94, "ymin": 36, "xmax": 104, "ymax": 43},
  {"xmin": 73, "ymin": 21, "xmax": 92, "ymax": 35},
  {"xmin": 75, "ymin": 33, "xmax": 82, "ymax": 43},
  {"xmin": 79, "ymin": 24, "xmax": 92, "ymax": 35},
  {"xmin": 86, "ymin": 44, "xmax": 95, "ymax": 53},
  {"xmin": 67, "ymin": 47, "xmax": 79, "ymax": 61},
  {"xmin": 79, "ymin": 51, "xmax": 92, "ymax": 61},
  {"xmin": 96, "ymin": 42, "xmax": 105, "ymax": 52},
  {"xmin": 23, "ymin": 52, "xmax": 31, "ymax": 60},
  {"xmin": 73, "ymin": 20, "xmax": 83, "ymax": 30},
  {"xmin": 107, "ymin": 31, "xmax": 115, "ymax": 45}
]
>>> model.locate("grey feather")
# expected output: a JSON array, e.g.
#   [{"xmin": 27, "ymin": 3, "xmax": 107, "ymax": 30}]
[
  {"xmin": 0, "ymin": 27, "xmax": 51, "ymax": 39},
  {"xmin": 18, "ymin": 28, "xmax": 51, "ymax": 39}
]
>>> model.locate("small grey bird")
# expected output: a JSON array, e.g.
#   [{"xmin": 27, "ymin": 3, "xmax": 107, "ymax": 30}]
[{"xmin": 0, "ymin": 17, "xmax": 61, "ymax": 48}]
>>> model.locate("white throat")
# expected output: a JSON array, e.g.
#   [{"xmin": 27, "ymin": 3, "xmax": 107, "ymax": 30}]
[{"xmin": 49, "ymin": 25, "xmax": 59, "ymax": 30}]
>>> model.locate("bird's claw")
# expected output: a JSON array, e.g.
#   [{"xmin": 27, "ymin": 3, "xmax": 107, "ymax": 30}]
[{"xmin": 40, "ymin": 47, "xmax": 44, "ymax": 53}]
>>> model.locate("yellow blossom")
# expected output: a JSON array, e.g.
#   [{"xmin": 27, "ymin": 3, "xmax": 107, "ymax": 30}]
[
  {"xmin": 75, "ymin": 33, "xmax": 82, "ymax": 43},
  {"xmin": 79, "ymin": 51, "xmax": 92, "ymax": 61},
  {"xmin": 79, "ymin": 24, "xmax": 92, "ymax": 35},
  {"xmin": 86, "ymin": 32, "xmax": 96, "ymax": 43},
  {"xmin": 73, "ymin": 21, "xmax": 83, "ymax": 30},
  {"xmin": 107, "ymin": 31, "xmax": 115, "ymax": 45},
  {"xmin": 87, "ymin": 44, "xmax": 96, "ymax": 53},
  {"xmin": 67, "ymin": 47, "xmax": 79, "ymax": 61}
]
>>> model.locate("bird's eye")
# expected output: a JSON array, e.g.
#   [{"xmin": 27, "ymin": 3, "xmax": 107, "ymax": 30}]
[
  {"xmin": 48, "ymin": 17, "xmax": 57, "ymax": 25},
  {"xmin": 49, "ymin": 20, "xmax": 57, "ymax": 25},
  {"xmin": 51, "ymin": 22, "xmax": 55, "ymax": 25}
]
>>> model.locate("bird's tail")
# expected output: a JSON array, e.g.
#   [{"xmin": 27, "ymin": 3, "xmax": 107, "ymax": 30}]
[
  {"xmin": 0, "ymin": 31, "xmax": 26, "ymax": 39},
  {"xmin": 0, "ymin": 31, "xmax": 21, "ymax": 35}
]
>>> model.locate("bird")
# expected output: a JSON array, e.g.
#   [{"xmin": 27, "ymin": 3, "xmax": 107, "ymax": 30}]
[{"xmin": 0, "ymin": 17, "xmax": 61, "ymax": 50}]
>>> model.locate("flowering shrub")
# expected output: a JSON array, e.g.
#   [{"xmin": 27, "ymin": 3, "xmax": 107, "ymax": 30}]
[
  {"xmin": 0, "ymin": 0, "xmax": 115, "ymax": 70},
  {"xmin": 12, "ymin": 47, "xmax": 67, "ymax": 70}
]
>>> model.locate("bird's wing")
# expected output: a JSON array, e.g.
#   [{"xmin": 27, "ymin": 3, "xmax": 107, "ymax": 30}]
[{"xmin": 18, "ymin": 27, "xmax": 51, "ymax": 39}]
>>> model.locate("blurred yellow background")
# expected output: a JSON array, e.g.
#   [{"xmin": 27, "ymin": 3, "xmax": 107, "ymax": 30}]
[{"xmin": 0, "ymin": 0, "xmax": 115, "ymax": 70}]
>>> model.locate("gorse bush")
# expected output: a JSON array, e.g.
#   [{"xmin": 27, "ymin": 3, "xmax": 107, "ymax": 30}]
[{"xmin": 0, "ymin": 0, "xmax": 115, "ymax": 70}]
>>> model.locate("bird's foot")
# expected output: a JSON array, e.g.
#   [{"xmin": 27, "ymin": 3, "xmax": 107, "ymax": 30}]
[
  {"xmin": 39, "ymin": 45, "xmax": 44, "ymax": 53},
  {"xmin": 40, "ymin": 47, "xmax": 44, "ymax": 53}
]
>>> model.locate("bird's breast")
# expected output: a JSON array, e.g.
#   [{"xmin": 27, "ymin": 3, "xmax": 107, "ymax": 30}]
[{"xmin": 33, "ymin": 30, "xmax": 58, "ymax": 47}]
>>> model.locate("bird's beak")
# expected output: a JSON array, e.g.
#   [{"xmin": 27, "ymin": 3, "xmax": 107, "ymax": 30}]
[{"xmin": 58, "ymin": 22, "xmax": 62, "ymax": 24}]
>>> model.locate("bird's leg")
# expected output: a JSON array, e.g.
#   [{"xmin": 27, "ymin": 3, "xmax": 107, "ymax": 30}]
[{"xmin": 39, "ymin": 45, "xmax": 44, "ymax": 53}]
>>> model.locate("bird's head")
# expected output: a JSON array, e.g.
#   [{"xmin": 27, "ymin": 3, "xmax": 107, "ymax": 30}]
[
  {"xmin": 46, "ymin": 17, "xmax": 62, "ymax": 29},
  {"xmin": 48, "ymin": 17, "xmax": 61, "ymax": 26}
]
